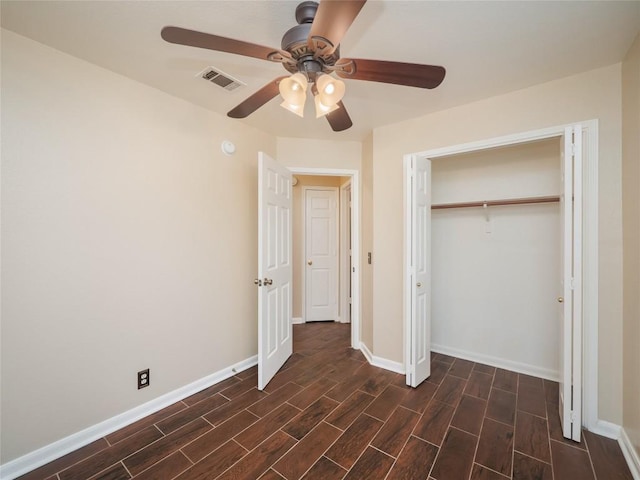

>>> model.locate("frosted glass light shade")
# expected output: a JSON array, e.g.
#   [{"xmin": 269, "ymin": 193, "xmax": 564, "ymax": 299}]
[
  {"xmin": 279, "ymin": 73, "xmax": 308, "ymax": 105},
  {"xmin": 314, "ymin": 94, "xmax": 339, "ymax": 118},
  {"xmin": 316, "ymin": 74, "xmax": 345, "ymax": 107}
]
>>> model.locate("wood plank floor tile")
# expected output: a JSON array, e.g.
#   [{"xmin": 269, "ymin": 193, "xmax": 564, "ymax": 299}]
[
  {"xmin": 433, "ymin": 375, "xmax": 466, "ymax": 407},
  {"xmin": 88, "ymin": 462, "xmax": 130, "ymax": 480},
  {"xmin": 235, "ymin": 403, "xmax": 300, "ymax": 450},
  {"xmin": 360, "ymin": 369, "xmax": 398, "ymax": 396},
  {"xmin": 217, "ymin": 432, "xmax": 297, "ymax": 480},
  {"xmin": 451, "ymin": 394, "xmax": 487, "ymax": 436},
  {"xmin": 59, "ymin": 427, "xmax": 163, "ymax": 480},
  {"xmin": 364, "ymin": 385, "xmax": 408, "ymax": 421},
  {"xmin": 543, "ymin": 379, "xmax": 559, "ymax": 406},
  {"xmin": 106, "ymin": 402, "xmax": 185, "ymax": 445},
  {"xmin": 475, "ymin": 419, "xmax": 514, "ymax": 476},
  {"xmin": 17, "ymin": 438, "xmax": 110, "ymax": 480},
  {"xmin": 220, "ymin": 373, "xmax": 258, "ymax": 399},
  {"xmin": 493, "ymin": 369, "xmax": 518, "ymax": 393},
  {"xmin": 325, "ymin": 390, "xmax": 375, "ymax": 430},
  {"xmin": 486, "ymin": 388, "xmax": 517, "ymax": 426},
  {"xmin": 325, "ymin": 414, "xmax": 384, "ymax": 469},
  {"xmin": 514, "ymin": 411, "xmax": 551, "ymax": 462},
  {"xmin": 235, "ymin": 366, "xmax": 258, "ymax": 379},
  {"xmin": 473, "ymin": 363, "xmax": 496, "ymax": 375},
  {"xmin": 343, "ymin": 446, "xmax": 394, "ymax": 480},
  {"xmin": 181, "ymin": 409, "xmax": 259, "ymax": 463},
  {"xmin": 385, "ymin": 436, "xmax": 438, "ymax": 480},
  {"xmin": 174, "ymin": 440, "xmax": 247, "ymax": 480},
  {"xmin": 132, "ymin": 451, "xmax": 192, "ymax": 480},
  {"xmin": 512, "ymin": 452, "xmax": 552, "ymax": 480},
  {"xmin": 124, "ymin": 418, "xmax": 211, "ymax": 476},
  {"xmin": 412, "ymin": 400, "xmax": 456, "ymax": 446},
  {"xmin": 584, "ymin": 430, "xmax": 633, "ymax": 479},
  {"xmin": 289, "ymin": 377, "xmax": 337, "ymax": 410},
  {"xmin": 435, "ymin": 353, "xmax": 456, "ymax": 365},
  {"xmin": 546, "ymin": 402, "xmax": 586, "ymax": 450},
  {"xmin": 371, "ymin": 406, "xmax": 420, "ymax": 457},
  {"xmin": 203, "ymin": 388, "xmax": 266, "ymax": 426},
  {"xmin": 465, "ymin": 371, "xmax": 493, "ymax": 401},
  {"xmin": 183, "ymin": 377, "xmax": 240, "ymax": 406},
  {"xmin": 300, "ymin": 457, "xmax": 347, "ymax": 480},
  {"xmin": 428, "ymin": 361, "xmax": 451, "ymax": 385},
  {"xmin": 430, "ymin": 427, "xmax": 478, "ymax": 480},
  {"xmin": 449, "ymin": 358, "xmax": 475, "ymax": 380},
  {"xmin": 517, "ymin": 383, "xmax": 547, "ymax": 418},
  {"xmin": 248, "ymin": 382, "xmax": 304, "ymax": 417},
  {"xmin": 550, "ymin": 440, "xmax": 595, "ymax": 480},
  {"xmin": 283, "ymin": 396, "xmax": 339, "ymax": 440},
  {"xmin": 400, "ymin": 380, "xmax": 438, "ymax": 413},
  {"xmin": 156, "ymin": 394, "xmax": 228, "ymax": 434},
  {"xmin": 259, "ymin": 469, "xmax": 287, "ymax": 480},
  {"xmin": 273, "ymin": 422, "xmax": 342, "ymax": 480},
  {"xmin": 470, "ymin": 463, "xmax": 510, "ymax": 479}
]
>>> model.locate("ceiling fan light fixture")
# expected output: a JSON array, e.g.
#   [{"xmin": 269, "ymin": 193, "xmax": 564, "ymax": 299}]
[
  {"xmin": 316, "ymin": 73, "xmax": 345, "ymax": 107},
  {"xmin": 279, "ymin": 72, "xmax": 308, "ymax": 105},
  {"xmin": 314, "ymin": 94, "xmax": 339, "ymax": 118}
]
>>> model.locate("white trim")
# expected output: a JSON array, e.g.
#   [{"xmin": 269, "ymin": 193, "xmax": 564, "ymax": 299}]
[
  {"xmin": 301, "ymin": 186, "xmax": 339, "ymax": 323},
  {"xmin": 359, "ymin": 342, "xmax": 405, "ymax": 374},
  {"xmin": 403, "ymin": 155, "xmax": 413, "ymax": 385},
  {"xmin": 589, "ymin": 419, "xmax": 622, "ymax": 439},
  {"xmin": 292, "ymin": 317, "xmax": 304, "ymax": 325},
  {"xmin": 404, "ymin": 120, "xmax": 599, "ymax": 431},
  {"xmin": 620, "ymin": 428, "xmax": 640, "ymax": 480},
  {"xmin": 432, "ymin": 344, "xmax": 559, "ymax": 382},
  {"xmin": 287, "ymin": 167, "xmax": 360, "ymax": 350},
  {"xmin": 340, "ymin": 181, "xmax": 352, "ymax": 325},
  {"xmin": 0, "ymin": 356, "xmax": 257, "ymax": 480}
]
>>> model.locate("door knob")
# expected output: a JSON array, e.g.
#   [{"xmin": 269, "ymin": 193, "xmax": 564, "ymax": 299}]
[
  {"xmin": 264, "ymin": 278, "xmax": 273, "ymax": 285},
  {"xmin": 254, "ymin": 278, "xmax": 262, "ymax": 286},
  {"xmin": 307, "ymin": 260, "xmax": 313, "ymax": 265},
  {"xmin": 557, "ymin": 297, "xmax": 564, "ymax": 303},
  {"xmin": 416, "ymin": 282, "xmax": 422, "ymax": 287}
]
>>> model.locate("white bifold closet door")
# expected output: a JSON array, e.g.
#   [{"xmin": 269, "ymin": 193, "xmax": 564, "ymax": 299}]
[
  {"xmin": 257, "ymin": 152, "xmax": 293, "ymax": 390},
  {"xmin": 559, "ymin": 126, "xmax": 583, "ymax": 442}
]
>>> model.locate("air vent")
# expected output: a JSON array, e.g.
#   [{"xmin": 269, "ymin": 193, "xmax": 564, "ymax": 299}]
[{"xmin": 197, "ymin": 67, "xmax": 245, "ymax": 91}]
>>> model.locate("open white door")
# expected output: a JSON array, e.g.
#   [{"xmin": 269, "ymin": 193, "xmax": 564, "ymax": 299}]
[
  {"xmin": 559, "ymin": 126, "xmax": 583, "ymax": 441},
  {"xmin": 406, "ymin": 156, "xmax": 431, "ymax": 387},
  {"xmin": 257, "ymin": 152, "xmax": 293, "ymax": 390}
]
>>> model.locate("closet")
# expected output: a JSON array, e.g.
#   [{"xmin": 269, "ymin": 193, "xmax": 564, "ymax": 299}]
[{"xmin": 429, "ymin": 138, "xmax": 562, "ymax": 378}]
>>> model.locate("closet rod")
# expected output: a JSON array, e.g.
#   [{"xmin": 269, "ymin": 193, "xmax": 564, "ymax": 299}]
[{"xmin": 431, "ymin": 195, "xmax": 560, "ymax": 210}]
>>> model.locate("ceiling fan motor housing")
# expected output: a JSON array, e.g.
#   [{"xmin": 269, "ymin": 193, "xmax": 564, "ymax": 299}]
[{"xmin": 281, "ymin": 1, "xmax": 340, "ymax": 79}]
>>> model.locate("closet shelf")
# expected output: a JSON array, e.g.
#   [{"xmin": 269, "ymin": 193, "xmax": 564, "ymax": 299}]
[{"xmin": 431, "ymin": 195, "xmax": 560, "ymax": 210}]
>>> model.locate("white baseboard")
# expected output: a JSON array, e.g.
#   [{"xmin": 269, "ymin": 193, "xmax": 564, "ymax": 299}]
[
  {"xmin": 589, "ymin": 419, "xmax": 621, "ymax": 439},
  {"xmin": 431, "ymin": 343, "xmax": 559, "ymax": 382},
  {"xmin": 359, "ymin": 342, "xmax": 405, "ymax": 375},
  {"xmin": 292, "ymin": 317, "xmax": 304, "ymax": 325},
  {"xmin": 0, "ymin": 355, "xmax": 258, "ymax": 480},
  {"xmin": 620, "ymin": 428, "xmax": 640, "ymax": 480}
]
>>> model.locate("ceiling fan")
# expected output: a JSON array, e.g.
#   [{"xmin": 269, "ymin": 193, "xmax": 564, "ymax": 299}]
[{"xmin": 161, "ymin": 0, "xmax": 446, "ymax": 132}]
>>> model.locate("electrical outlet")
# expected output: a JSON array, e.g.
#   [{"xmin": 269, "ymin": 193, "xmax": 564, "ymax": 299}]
[{"xmin": 138, "ymin": 369, "xmax": 150, "ymax": 389}]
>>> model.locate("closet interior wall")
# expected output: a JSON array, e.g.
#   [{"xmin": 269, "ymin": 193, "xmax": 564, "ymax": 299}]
[{"xmin": 431, "ymin": 138, "xmax": 562, "ymax": 379}]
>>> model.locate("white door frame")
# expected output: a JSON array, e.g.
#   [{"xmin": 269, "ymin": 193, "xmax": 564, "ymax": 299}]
[
  {"xmin": 403, "ymin": 120, "xmax": 599, "ymax": 431},
  {"xmin": 340, "ymin": 181, "xmax": 352, "ymax": 324},
  {"xmin": 289, "ymin": 167, "xmax": 361, "ymax": 350},
  {"xmin": 302, "ymin": 186, "xmax": 339, "ymax": 322}
]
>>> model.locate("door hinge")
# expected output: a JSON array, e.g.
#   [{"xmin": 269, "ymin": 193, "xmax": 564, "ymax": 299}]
[
  {"xmin": 570, "ymin": 277, "xmax": 575, "ymax": 290},
  {"xmin": 570, "ymin": 410, "xmax": 577, "ymax": 423}
]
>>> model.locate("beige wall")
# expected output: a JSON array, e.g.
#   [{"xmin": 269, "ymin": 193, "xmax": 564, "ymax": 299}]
[
  {"xmin": 291, "ymin": 175, "xmax": 345, "ymax": 319},
  {"xmin": 622, "ymin": 33, "xmax": 640, "ymax": 455},
  {"xmin": 0, "ymin": 30, "xmax": 276, "ymax": 462},
  {"xmin": 372, "ymin": 64, "xmax": 624, "ymax": 424},
  {"xmin": 361, "ymin": 133, "xmax": 374, "ymax": 349}
]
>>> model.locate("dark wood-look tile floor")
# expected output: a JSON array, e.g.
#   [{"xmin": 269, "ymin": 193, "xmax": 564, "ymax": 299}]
[{"xmin": 20, "ymin": 323, "xmax": 633, "ymax": 480}]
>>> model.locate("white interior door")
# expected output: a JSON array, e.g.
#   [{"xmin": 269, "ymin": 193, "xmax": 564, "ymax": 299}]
[
  {"xmin": 559, "ymin": 126, "xmax": 583, "ymax": 441},
  {"xmin": 407, "ymin": 157, "xmax": 431, "ymax": 387},
  {"xmin": 258, "ymin": 152, "xmax": 293, "ymax": 390},
  {"xmin": 304, "ymin": 188, "xmax": 338, "ymax": 322}
]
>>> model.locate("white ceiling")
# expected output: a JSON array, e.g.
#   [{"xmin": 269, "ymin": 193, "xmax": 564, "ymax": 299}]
[{"xmin": 2, "ymin": 1, "xmax": 639, "ymax": 141}]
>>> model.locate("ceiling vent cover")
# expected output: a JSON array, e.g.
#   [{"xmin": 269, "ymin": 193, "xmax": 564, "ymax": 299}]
[{"xmin": 197, "ymin": 67, "xmax": 245, "ymax": 91}]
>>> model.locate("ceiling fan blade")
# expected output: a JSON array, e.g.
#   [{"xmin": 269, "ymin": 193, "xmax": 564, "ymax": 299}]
[
  {"xmin": 335, "ymin": 58, "xmax": 446, "ymax": 89},
  {"xmin": 308, "ymin": 0, "xmax": 366, "ymax": 55},
  {"xmin": 325, "ymin": 101, "xmax": 353, "ymax": 132},
  {"xmin": 228, "ymin": 77, "xmax": 287, "ymax": 118},
  {"xmin": 161, "ymin": 26, "xmax": 292, "ymax": 64}
]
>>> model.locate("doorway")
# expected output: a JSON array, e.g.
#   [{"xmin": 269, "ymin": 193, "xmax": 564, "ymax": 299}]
[{"xmin": 403, "ymin": 121, "xmax": 599, "ymax": 439}]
